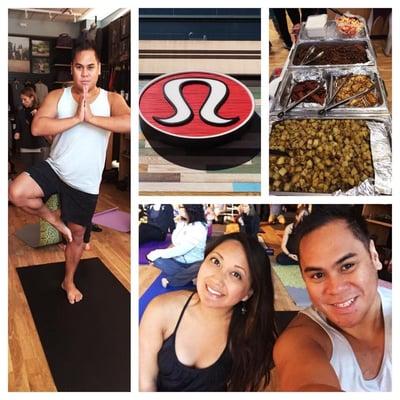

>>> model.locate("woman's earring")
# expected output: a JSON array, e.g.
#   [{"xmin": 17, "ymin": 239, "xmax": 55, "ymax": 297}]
[{"xmin": 241, "ymin": 301, "xmax": 247, "ymax": 315}]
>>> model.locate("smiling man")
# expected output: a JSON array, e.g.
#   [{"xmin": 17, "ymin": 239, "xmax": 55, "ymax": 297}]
[
  {"xmin": 9, "ymin": 39, "xmax": 131, "ymax": 304},
  {"xmin": 273, "ymin": 206, "xmax": 391, "ymax": 392}
]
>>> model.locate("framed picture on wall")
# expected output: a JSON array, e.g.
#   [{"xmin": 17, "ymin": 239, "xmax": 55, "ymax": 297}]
[
  {"xmin": 8, "ymin": 36, "xmax": 30, "ymax": 73},
  {"xmin": 31, "ymin": 40, "xmax": 50, "ymax": 57},
  {"xmin": 120, "ymin": 13, "xmax": 130, "ymax": 39},
  {"xmin": 32, "ymin": 57, "xmax": 50, "ymax": 74}
]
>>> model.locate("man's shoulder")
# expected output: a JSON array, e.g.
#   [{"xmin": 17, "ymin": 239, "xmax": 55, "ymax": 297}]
[
  {"xmin": 275, "ymin": 312, "xmax": 330, "ymax": 354},
  {"xmin": 106, "ymin": 90, "xmax": 124, "ymax": 102},
  {"xmin": 273, "ymin": 312, "xmax": 333, "ymax": 380},
  {"xmin": 47, "ymin": 88, "xmax": 65, "ymax": 100}
]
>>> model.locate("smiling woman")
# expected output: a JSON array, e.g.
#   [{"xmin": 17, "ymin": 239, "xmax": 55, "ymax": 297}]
[{"xmin": 139, "ymin": 232, "xmax": 276, "ymax": 392}]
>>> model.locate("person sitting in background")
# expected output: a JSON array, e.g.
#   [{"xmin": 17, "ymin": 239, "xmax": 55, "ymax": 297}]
[
  {"xmin": 237, "ymin": 204, "xmax": 274, "ymax": 255},
  {"xmin": 140, "ymin": 232, "xmax": 276, "ymax": 392},
  {"xmin": 273, "ymin": 206, "xmax": 391, "ymax": 391},
  {"xmin": 276, "ymin": 206, "xmax": 309, "ymax": 265},
  {"xmin": 146, "ymin": 205, "xmax": 208, "ymax": 288},
  {"xmin": 205, "ymin": 204, "xmax": 216, "ymax": 226},
  {"xmin": 139, "ymin": 204, "xmax": 175, "ymax": 245},
  {"xmin": 214, "ymin": 204, "xmax": 227, "ymax": 224},
  {"xmin": 237, "ymin": 204, "xmax": 260, "ymax": 236},
  {"xmin": 268, "ymin": 204, "xmax": 286, "ymax": 225},
  {"xmin": 14, "ymin": 87, "xmax": 49, "ymax": 170}
]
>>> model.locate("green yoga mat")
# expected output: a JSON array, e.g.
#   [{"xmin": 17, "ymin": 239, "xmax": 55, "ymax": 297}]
[
  {"xmin": 272, "ymin": 264, "xmax": 305, "ymax": 289},
  {"xmin": 272, "ymin": 263, "xmax": 311, "ymax": 307},
  {"xmin": 14, "ymin": 194, "xmax": 61, "ymax": 248}
]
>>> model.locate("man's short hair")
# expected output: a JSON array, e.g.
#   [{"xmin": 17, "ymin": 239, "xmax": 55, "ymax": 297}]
[
  {"xmin": 295, "ymin": 206, "xmax": 371, "ymax": 257},
  {"xmin": 72, "ymin": 39, "xmax": 100, "ymax": 62}
]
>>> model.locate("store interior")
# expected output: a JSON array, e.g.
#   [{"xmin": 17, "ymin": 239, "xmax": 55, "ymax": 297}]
[{"xmin": 8, "ymin": 8, "xmax": 131, "ymax": 391}]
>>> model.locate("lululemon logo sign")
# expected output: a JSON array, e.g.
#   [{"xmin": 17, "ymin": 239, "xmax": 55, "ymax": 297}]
[{"xmin": 140, "ymin": 71, "xmax": 255, "ymax": 140}]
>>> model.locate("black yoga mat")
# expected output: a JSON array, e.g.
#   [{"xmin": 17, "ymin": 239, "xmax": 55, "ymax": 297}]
[{"xmin": 16, "ymin": 257, "xmax": 130, "ymax": 392}]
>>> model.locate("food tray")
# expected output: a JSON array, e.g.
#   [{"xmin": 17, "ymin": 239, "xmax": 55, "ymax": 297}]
[
  {"xmin": 298, "ymin": 17, "xmax": 368, "ymax": 42},
  {"xmin": 326, "ymin": 66, "xmax": 389, "ymax": 115},
  {"xmin": 269, "ymin": 116, "xmax": 391, "ymax": 196},
  {"xmin": 289, "ymin": 40, "xmax": 376, "ymax": 68},
  {"xmin": 271, "ymin": 68, "xmax": 328, "ymax": 115},
  {"xmin": 271, "ymin": 66, "xmax": 389, "ymax": 117}
]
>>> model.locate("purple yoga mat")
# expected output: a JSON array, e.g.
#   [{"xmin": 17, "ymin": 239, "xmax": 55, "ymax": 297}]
[
  {"xmin": 138, "ymin": 235, "xmax": 172, "ymax": 264},
  {"xmin": 92, "ymin": 208, "xmax": 130, "ymax": 233}
]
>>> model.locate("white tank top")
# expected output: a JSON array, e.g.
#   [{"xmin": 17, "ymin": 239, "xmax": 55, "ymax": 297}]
[
  {"xmin": 46, "ymin": 87, "xmax": 111, "ymax": 194},
  {"xmin": 300, "ymin": 287, "xmax": 392, "ymax": 392}
]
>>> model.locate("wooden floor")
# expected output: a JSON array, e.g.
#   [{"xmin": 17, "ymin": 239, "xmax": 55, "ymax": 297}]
[
  {"xmin": 139, "ymin": 223, "xmax": 301, "ymax": 312},
  {"xmin": 269, "ymin": 18, "xmax": 392, "ymax": 111},
  {"xmin": 8, "ymin": 180, "xmax": 130, "ymax": 391}
]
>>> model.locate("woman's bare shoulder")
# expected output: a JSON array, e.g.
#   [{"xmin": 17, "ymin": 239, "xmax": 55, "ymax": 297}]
[
  {"xmin": 146, "ymin": 290, "xmax": 195, "ymax": 315},
  {"xmin": 142, "ymin": 290, "xmax": 196, "ymax": 334}
]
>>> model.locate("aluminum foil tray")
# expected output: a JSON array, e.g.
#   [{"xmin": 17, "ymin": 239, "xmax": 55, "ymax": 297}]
[
  {"xmin": 289, "ymin": 40, "xmax": 376, "ymax": 68},
  {"xmin": 326, "ymin": 66, "xmax": 389, "ymax": 115},
  {"xmin": 269, "ymin": 116, "xmax": 391, "ymax": 196},
  {"xmin": 298, "ymin": 18, "xmax": 368, "ymax": 42},
  {"xmin": 271, "ymin": 68, "xmax": 328, "ymax": 114}
]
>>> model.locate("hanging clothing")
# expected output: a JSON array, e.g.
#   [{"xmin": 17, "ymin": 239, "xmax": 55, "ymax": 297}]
[
  {"xmin": 11, "ymin": 79, "xmax": 23, "ymax": 112},
  {"xmin": 35, "ymin": 82, "xmax": 49, "ymax": 105}
]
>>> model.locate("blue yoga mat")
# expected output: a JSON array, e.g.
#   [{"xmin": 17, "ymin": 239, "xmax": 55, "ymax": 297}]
[
  {"xmin": 139, "ymin": 274, "xmax": 194, "ymax": 321},
  {"xmin": 286, "ymin": 286, "xmax": 311, "ymax": 308}
]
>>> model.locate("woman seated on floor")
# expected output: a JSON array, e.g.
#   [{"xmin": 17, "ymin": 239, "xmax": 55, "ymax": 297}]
[
  {"xmin": 139, "ymin": 204, "xmax": 175, "ymax": 245},
  {"xmin": 140, "ymin": 232, "xmax": 276, "ymax": 391},
  {"xmin": 237, "ymin": 204, "xmax": 274, "ymax": 255},
  {"xmin": 237, "ymin": 204, "xmax": 260, "ymax": 236},
  {"xmin": 275, "ymin": 205, "xmax": 309, "ymax": 265},
  {"xmin": 146, "ymin": 205, "xmax": 208, "ymax": 288}
]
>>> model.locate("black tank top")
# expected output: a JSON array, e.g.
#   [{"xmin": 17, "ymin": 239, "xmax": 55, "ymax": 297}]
[
  {"xmin": 157, "ymin": 292, "xmax": 232, "ymax": 391},
  {"xmin": 286, "ymin": 223, "xmax": 300, "ymax": 255}
]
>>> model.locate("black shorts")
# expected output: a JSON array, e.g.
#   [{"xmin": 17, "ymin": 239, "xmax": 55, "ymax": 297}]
[{"xmin": 26, "ymin": 161, "xmax": 98, "ymax": 240}]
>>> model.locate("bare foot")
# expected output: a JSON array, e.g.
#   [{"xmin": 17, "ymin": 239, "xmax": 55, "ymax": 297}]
[
  {"xmin": 58, "ymin": 242, "xmax": 90, "ymax": 251},
  {"xmin": 61, "ymin": 281, "xmax": 83, "ymax": 304},
  {"xmin": 53, "ymin": 221, "xmax": 73, "ymax": 243}
]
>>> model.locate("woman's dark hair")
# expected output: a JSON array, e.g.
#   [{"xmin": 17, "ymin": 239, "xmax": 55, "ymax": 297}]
[
  {"xmin": 204, "ymin": 232, "xmax": 276, "ymax": 391},
  {"xmin": 72, "ymin": 39, "xmax": 100, "ymax": 62},
  {"xmin": 241, "ymin": 204, "xmax": 256, "ymax": 216},
  {"xmin": 20, "ymin": 86, "xmax": 38, "ymax": 109},
  {"xmin": 295, "ymin": 205, "xmax": 371, "ymax": 257},
  {"xmin": 183, "ymin": 204, "xmax": 206, "ymax": 224}
]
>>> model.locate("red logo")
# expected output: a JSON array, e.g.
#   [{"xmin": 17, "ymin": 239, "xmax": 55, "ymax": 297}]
[{"xmin": 139, "ymin": 71, "xmax": 255, "ymax": 140}]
